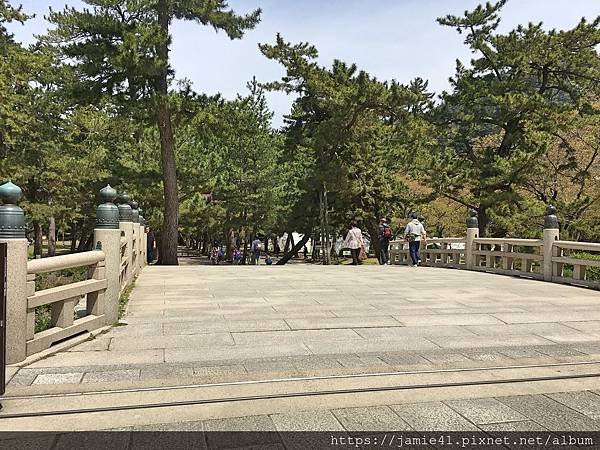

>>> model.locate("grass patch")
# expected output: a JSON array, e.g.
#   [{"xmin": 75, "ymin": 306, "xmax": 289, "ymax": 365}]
[
  {"xmin": 34, "ymin": 305, "xmax": 53, "ymax": 333},
  {"xmin": 35, "ymin": 266, "xmax": 88, "ymax": 291},
  {"xmin": 34, "ymin": 266, "xmax": 89, "ymax": 333},
  {"xmin": 117, "ymin": 277, "xmax": 137, "ymax": 321}
]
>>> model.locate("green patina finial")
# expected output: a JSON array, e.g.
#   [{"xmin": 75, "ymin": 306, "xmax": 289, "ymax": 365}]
[
  {"xmin": 0, "ymin": 181, "xmax": 26, "ymax": 238},
  {"xmin": 0, "ymin": 181, "xmax": 23, "ymax": 205},
  {"xmin": 96, "ymin": 185, "xmax": 120, "ymax": 230}
]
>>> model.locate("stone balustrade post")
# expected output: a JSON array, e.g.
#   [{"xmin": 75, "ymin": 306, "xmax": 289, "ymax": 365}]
[
  {"xmin": 543, "ymin": 205, "xmax": 559, "ymax": 282},
  {"xmin": 0, "ymin": 181, "xmax": 28, "ymax": 364},
  {"xmin": 139, "ymin": 224, "xmax": 145, "ymax": 270},
  {"xmin": 117, "ymin": 192, "xmax": 134, "ymax": 286},
  {"xmin": 94, "ymin": 185, "xmax": 121, "ymax": 324},
  {"xmin": 139, "ymin": 209, "xmax": 147, "ymax": 268},
  {"xmin": 465, "ymin": 209, "xmax": 479, "ymax": 270}
]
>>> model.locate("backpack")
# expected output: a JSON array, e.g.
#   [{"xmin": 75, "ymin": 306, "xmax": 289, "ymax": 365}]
[
  {"xmin": 383, "ymin": 227, "xmax": 392, "ymax": 239},
  {"xmin": 253, "ymin": 241, "xmax": 260, "ymax": 251}
]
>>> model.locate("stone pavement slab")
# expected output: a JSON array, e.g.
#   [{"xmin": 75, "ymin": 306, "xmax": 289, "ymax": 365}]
[
  {"xmin": 227, "ymin": 319, "xmax": 291, "ymax": 332},
  {"xmin": 546, "ymin": 391, "xmax": 600, "ymax": 419},
  {"xmin": 130, "ymin": 431, "xmax": 207, "ymax": 450},
  {"xmin": 305, "ymin": 337, "xmax": 439, "ymax": 354},
  {"xmin": 354, "ymin": 325, "xmax": 476, "ymax": 339},
  {"xmin": 391, "ymin": 402, "xmax": 480, "ymax": 431},
  {"xmin": 497, "ymin": 394, "xmax": 600, "ymax": 431},
  {"xmin": 285, "ymin": 316, "xmax": 401, "ymax": 330},
  {"xmin": 394, "ymin": 313, "xmax": 505, "ymax": 326},
  {"xmin": 231, "ymin": 329, "xmax": 362, "ymax": 345},
  {"xmin": 162, "ymin": 321, "xmax": 230, "ymax": 335},
  {"xmin": 563, "ymin": 321, "xmax": 600, "ymax": 332},
  {"xmin": 479, "ymin": 420, "xmax": 547, "ymax": 431},
  {"xmin": 32, "ymin": 372, "xmax": 84, "ymax": 385},
  {"xmin": 54, "ymin": 433, "xmax": 130, "ymax": 450},
  {"xmin": 465, "ymin": 323, "xmax": 583, "ymax": 336},
  {"xmin": 81, "ymin": 369, "xmax": 140, "ymax": 384},
  {"xmin": 109, "ymin": 333, "xmax": 234, "ymax": 350},
  {"xmin": 331, "ymin": 406, "xmax": 412, "ymax": 431},
  {"xmin": 27, "ymin": 349, "xmax": 164, "ymax": 368},
  {"xmin": 444, "ymin": 398, "xmax": 526, "ymax": 425},
  {"xmin": 428, "ymin": 335, "xmax": 554, "ymax": 349},
  {"xmin": 270, "ymin": 410, "xmax": 345, "ymax": 431},
  {"xmin": 164, "ymin": 343, "xmax": 311, "ymax": 363}
]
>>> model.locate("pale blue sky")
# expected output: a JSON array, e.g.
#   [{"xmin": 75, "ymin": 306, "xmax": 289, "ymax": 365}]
[{"xmin": 7, "ymin": 0, "xmax": 600, "ymax": 127}]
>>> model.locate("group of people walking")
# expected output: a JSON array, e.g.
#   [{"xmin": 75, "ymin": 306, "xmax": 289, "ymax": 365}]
[
  {"xmin": 344, "ymin": 213, "xmax": 427, "ymax": 266},
  {"xmin": 210, "ymin": 238, "xmax": 274, "ymax": 265},
  {"xmin": 206, "ymin": 213, "xmax": 427, "ymax": 267}
]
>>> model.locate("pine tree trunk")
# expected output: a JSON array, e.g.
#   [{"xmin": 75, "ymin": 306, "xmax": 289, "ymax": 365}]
[
  {"xmin": 283, "ymin": 232, "xmax": 291, "ymax": 253},
  {"xmin": 242, "ymin": 239, "xmax": 249, "ymax": 265},
  {"xmin": 48, "ymin": 216, "xmax": 56, "ymax": 257},
  {"xmin": 70, "ymin": 222, "xmax": 77, "ymax": 253},
  {"xmin": 33, "ymin": 221, "xmax": 43, "ymax": 258},
  {"xmin": 367, "ymin": 221, "xmax": 380, "ymax": 263},
  {"xmin": 83, "ymin": 232, "xmax": 94, "ymax": 251},
  {"xmin": 201, "ymin": 233, "xmax": 209, "ymax": 255},
  {"xmin": 156, "ymin": 1, "xmax": 179, "ymax": 265},
  {"xmin": 276, "ymin": 234, "xmax": 310, "ymax": 265},
  {"xmin": 478, "ymin": 207, "xmax": 489, "ymax": 237},
  {"xmin": 77, "ymin": 226, "xmax": 89, "ymax": 252},
  {"xmin": 226, "ymin": 227, "xmax": 235, "ymax": 261}
]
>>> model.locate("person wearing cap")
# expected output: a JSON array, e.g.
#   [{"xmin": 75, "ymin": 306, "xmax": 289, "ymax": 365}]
[
  {"xmin": 404, "ymin": 212, "xmax": 426, "ymax": 267},
  {"xmin": 378, "ymin": 217, "xmax": 392, "ymax": 265}
]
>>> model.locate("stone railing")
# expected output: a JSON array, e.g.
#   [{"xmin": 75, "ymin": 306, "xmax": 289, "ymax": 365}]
[
  {"xmin": 0, "ymin": 182, "xmax": 147, "ymax": 364},
  {"xmin": 390, "ymin": 206, "xmax": 599, "ymax": 290},
  {"xmin": 391, "ymin": 238, "xmax": 467, "ymax": 268},
  {"xmin": 471, "ymin": 238, "xmax": 544, "ymax": 280},
  {"xmin": 119, "ymin": 234, "xmax": 129, "ymax": 290},
  {"xmin": 552, "ymin": 240, "xmax": 600, "ymax": 290},
  {"xmin": 25, "ymin": 250, "xmax": 107, "ymax": 356}
]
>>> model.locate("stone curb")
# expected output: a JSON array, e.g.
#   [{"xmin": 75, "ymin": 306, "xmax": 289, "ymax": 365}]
[{"xmin": 6, "ymin": 325, "xmax": 113, "ymax": 375}]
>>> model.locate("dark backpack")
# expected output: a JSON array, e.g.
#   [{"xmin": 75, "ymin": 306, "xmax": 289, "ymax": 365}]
[{"xmin": 383, "ymin": 227, "xmax": 392, "ymax": 239}]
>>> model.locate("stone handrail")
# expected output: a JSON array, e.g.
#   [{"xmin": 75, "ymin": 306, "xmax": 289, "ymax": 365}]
[
  {"xmin": 425, "ymin": 238, "xmax": 467, "ymax": 268},
  {"xmin": 25, "ymin": 250, "xmax": 107, "ymax": 356},
  {"xmin": 552, "ymin": 240, "xmax": 600, "ymax": 289},
  {"xmin": 471, "ymin": 237, "xmax": 544, "ymax": 280},
  {"xmin": 390, "ymin": 238, "xmax": 467, "ymax": 268},
  {"xmin": 1, "ymin": 183, "xmax": 148, "ymax": 364},
  {"xmin": 389, "ymin": 207, "xmax": 598, "ymax": 290},
  {"xmin": 473, "ymin": 238, "xmax": 543, "ymax": 246},
  {"xmin": 27, "ymin": 250, "xmax": 105, "ymax": 274}
]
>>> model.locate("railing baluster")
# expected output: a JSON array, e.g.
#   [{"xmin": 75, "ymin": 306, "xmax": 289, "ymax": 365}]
[{"xmin": 26, "ymin": 273, "xmax": 36, "ymax": 340}]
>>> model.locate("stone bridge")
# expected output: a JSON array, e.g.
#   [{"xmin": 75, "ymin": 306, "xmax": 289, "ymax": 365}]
[{"xmin": 1, "ymin": 182, "xmax": 600, "ymax": 437}]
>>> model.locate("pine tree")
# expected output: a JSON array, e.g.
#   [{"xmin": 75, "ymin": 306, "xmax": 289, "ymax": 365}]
[
  {"xmin": 260, "ymin": 35, "xmax": 431, "ymax": 261},
  {"xmin": 46, "ymin": 1, "xmax": 261, "ymax": 264},
  {"xmin": 429, "ymin": 0, "xmax": 600, "ymax": 235}
]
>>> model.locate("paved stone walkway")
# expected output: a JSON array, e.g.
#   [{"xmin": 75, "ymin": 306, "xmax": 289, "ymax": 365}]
[{"xmin": 4, "ymin": 262, "xmax": 600, "ymax": 432}]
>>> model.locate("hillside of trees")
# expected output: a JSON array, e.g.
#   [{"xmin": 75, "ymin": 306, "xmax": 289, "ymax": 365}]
[{"xmin": 1, "ymin": 0, "xmax": 598, "ymax": 264}]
